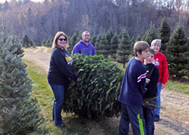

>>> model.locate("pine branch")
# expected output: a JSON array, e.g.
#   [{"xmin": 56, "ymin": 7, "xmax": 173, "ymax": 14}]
[{"xmin": 143, "ymin": 97, "xmax": 166, "ymax": 109}]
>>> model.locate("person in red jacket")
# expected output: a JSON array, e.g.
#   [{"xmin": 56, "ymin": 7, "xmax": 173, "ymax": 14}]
[{"xmin": 151, "ymin": 39, "xmax": 169, "ymax": 121}]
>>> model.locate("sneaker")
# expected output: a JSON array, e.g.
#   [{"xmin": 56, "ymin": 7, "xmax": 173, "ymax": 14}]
[
  {"xmin": 55, "ymin": 123, "xmax": 65, "ymax": 128},
  {"xmin": 155, "ymin": 115, "xmax": 160, "ymax": 122}
]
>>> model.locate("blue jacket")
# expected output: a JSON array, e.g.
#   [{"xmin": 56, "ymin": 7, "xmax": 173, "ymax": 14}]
[
  {"xmin": 72, "ymin": 40, "xmax": 95, "ymax": 56},
  {"xmin": 118, "ymin": 57, "xmax": 146, "ymax": 107},
  {"xmin": 47, "ymin": 48, "xmax": 77, "ymax": 87},
  {"xmin": 144, "ymin": 63, "xmax": 159, "ymax": 98}
]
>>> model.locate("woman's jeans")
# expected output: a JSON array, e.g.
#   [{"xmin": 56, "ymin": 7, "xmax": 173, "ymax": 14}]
[
  {"xmin": 50, "ymin": 84, "xmax": 64, "ymax": 125},
  {"xmin": 155, "ymin": 82, "xmax": 161, "ymax": 115}
]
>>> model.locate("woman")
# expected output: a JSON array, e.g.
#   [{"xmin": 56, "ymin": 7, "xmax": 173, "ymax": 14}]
[
  {"xmin": 47, "ymin": 31, "xmax": 79, "ymax": 127},
  {"xmin": 151, "ymin": 39, "xmax": 169, "ymax": 122}
]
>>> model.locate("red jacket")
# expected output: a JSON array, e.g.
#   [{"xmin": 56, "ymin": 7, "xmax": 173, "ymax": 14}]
[{"xmin": 153, "ymin": 52, "xmax": 169, "ymax": 84}]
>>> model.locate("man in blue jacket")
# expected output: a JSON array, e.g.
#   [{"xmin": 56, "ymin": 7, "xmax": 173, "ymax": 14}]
[
  {"xmin": 72, "ymin": 31, "xmax": 95, "ymax": 56},
  {"xmin": 118, "ymin": 41, "xmax": 150, "ymax": 135}
]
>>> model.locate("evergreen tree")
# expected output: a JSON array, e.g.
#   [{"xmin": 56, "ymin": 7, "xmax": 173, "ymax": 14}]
[
  {"xmin": 131, "ymin": 37, "xmax": 135, "ymax": 47},
  {"xmin": 0, "ymin": 34, "xmax": 44, "ymax": 134},
  {"xmin": 0, "ymin": 27, "xmax": 24, "ymax": 56},
  {"xmin": 130, "ymin": 37, "xmax": 135, "ymax": 56},
  {"xmin": 76, "ymin": 31, "xmax": 81, "ymax": 42},
  {"xmin": 63, "ymin": 54, "xmax": 123, "ymax": 118},
  {"xmin": 106, "ymin": 28, "xmax": 114, "ymax": 46},
  {"xmin": 105, "ymin": 28, "xmax": 114, "ymax": 56},
  {"xmin": 69, "ymin": 30, "xmax": 80, "ymax": 54},
  {"xmin": 159, "ymin": 17, "xmax": 171, "ymax": 54},
  {"xmin": 118, "ymin": 30, "xmax": 122, "ymax": 42},
  {"xmin": 136, "ymin": 35, "xmax": 141, "ymax": 41},
  {"xmin": 10, "ymin": 36, "xmax": 24, "ymax": 55},
  {"xmin": 68, "ymin": 37, "xmax": 72, "ymax": 53},
  {"xmin": 22, "ymin": 34, "xmax": 30, "ymax": 48},
  {"xmin": 142, "ymin": 23, "xmax": 159, "ymax": 45},
  {"xmin": 26, "ymin": 7, "xmax": 33, "ymax": 16},
  {"xmin": 110, "ymin": 33, "xmax": 119, "ymax": 60},
  {"xmin": 26, "ymin": 7, "xmax": 35, "ymax": 27},
  {"xmin": 95, "ymin": 34, "xmax": 102, "ymax": 55},
  {"xmin": 18, "ymin": 11, "xmax": 26, "ymax": 33},
  {"xmin": 46, "ymin": 39, "xmax": 52, "ymax": 47},
  {"xmin": 116, "ymin": 29, "xmax": 132, "ymax": 68},
  {"xmin": 2, "ymin": 0, "xmax": 9, "ymax": 10},
  {"xmin": 98, "ymin": 34, "xmax": 109, "ymax": 58},
  {"xmin": 167, "ymin": 24, "xmax": 189, "ymax": 79},
  {"xmin": 22, "ymin": 35, "xmax": 35, "ymax": 48},
  {"xmin": 29, "ymin": 38, "xmax": 36, "ymax": 48},
  {"xmin": 41, "ymin": 40, "xmax": 46, "ymax": 46},
  {"xmin": 91, "ymin": 35, "xmax": 97, "ymax": 47}
]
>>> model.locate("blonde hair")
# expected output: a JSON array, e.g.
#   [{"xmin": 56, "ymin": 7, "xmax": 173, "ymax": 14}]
[
  {"xmin": 52, "ymin": 31, "xmax": 69, "ymax": 49},
  {"xmin": 151, "ymin": 39, "xmax": 161, "ymax": 47},
  {"xmin": 134, "ymin": 41, "xmax": 150, "ymax": 56}
]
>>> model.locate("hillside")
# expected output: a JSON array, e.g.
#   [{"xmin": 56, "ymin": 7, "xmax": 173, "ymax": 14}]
[{"xmin": 2, "ymin": 0, "xmax": 189, "ymax": 45}]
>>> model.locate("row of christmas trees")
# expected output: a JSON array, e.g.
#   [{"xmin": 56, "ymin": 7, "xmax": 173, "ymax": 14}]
[{"xmin": 41, "ymin": 17, "xmax": 189, "ymax": 79}]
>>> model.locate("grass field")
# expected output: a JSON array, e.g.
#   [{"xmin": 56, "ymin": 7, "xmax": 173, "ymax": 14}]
[
  {"xmin": 166, "ymin": 80, "xmax": 189, "ymax": 94},
  {"xmin": 23, "ymin": 58, "xmax": 189, "ymax": 135}
]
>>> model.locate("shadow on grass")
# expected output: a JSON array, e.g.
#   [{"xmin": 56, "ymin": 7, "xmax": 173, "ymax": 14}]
[
  {"xmin": 62, "ymin": 115, "xmax": 89, "ymax": 135},
  {"xmin": 61, "ymin": 115, "xmax": 133, "ymax": 135},
  {"xmin": 62, "ymin": 115, "xmax": 120, "ymax": 135}
]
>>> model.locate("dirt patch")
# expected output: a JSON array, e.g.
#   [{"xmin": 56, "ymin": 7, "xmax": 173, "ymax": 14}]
[
  {"xmin": 23, "ymin": 47, "xmax": 189, "ymax": 135},
  {"xmin": 23, "ymin": 47, "xmax": 51, "ymax": 73}
]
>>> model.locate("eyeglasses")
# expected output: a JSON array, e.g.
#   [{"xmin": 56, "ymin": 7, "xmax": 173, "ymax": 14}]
[
  {"xmin": 152, "ymin": 44, "xmax": 160, "ymax": 48},
  {"xmin": 59, "ymin": 38, "xmax": 67, "ymax": 41}
]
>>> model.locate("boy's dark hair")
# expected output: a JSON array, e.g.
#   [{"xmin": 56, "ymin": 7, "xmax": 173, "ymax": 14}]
[
  {"xmin": 149, "ymin": 48, "xmax": 155, "ymax": 56},
  {"xmin": 133, "ymin": 41, "xmax": 150, "ymax": 56}
]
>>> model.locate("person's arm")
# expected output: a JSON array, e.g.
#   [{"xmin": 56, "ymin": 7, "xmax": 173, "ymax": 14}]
[
  {"xmin": 72, "ymin": 45, "xmax": 80, "ymax": 55},
  {"xmin": 161, "ymin": 55, "xmax": 169, "ymax": 87},
  {"xmin": 135, "ymin": 67, "xmax": 146, "ymax": 95},
  {"xmin": 139, "ymin": 73, "xmax": 147, "ymax": 95},
  {"xmin": 54, "ymin": 50, "xmax": 77, "ymax": 81},
  {"xmin": 148, "ymin": 66, "xmax": 159, "ymax": 96},
  {"xmin": 92, "ymin": 46, "xmax": 96, "ymax": 55}
]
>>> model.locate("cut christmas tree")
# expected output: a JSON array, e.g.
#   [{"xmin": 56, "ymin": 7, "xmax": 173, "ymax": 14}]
[{"xmin": 63, "ymin": 54, "xmax": 124, "ymax": 119}]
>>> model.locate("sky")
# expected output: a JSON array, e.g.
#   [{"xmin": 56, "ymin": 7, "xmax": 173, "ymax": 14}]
[{"xmin": 0, "ymin": 0, "xmax": 45, "ymax": 3}]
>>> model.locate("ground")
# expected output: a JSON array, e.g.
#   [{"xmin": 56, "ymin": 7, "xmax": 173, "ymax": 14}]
[{"xmin": 23, "ymin": 47, "xmax": 189, "ymax": 135}]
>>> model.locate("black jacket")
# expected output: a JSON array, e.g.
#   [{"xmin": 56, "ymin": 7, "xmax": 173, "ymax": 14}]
[
  {"xmin": 144, "ymin": 63, "xmax": 159, "ymax": 98},
  {"xmin": 47, "ymin": 48, "xmax": 77, "ymax": 87}
]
